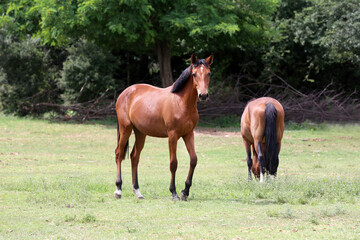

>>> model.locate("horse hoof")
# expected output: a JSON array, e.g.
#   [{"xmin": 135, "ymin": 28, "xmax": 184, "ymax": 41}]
[
  {"xmin": 133, "ymin": 188, "xmax": 144, "ymax": 199},
  {"xmin": 114, "ymin": 193, "xmax": 122, "ymax": 199},
  {"xmin": 172, "ymin": 195, "xmax": 180, "ymax": 201},
  {"xmin": 114, "ymin": 189, "xmax": 122, "ymax": 199},
  {"xmin": 180, "ymin": 192, "xmax": 188, "ymax": 201}
]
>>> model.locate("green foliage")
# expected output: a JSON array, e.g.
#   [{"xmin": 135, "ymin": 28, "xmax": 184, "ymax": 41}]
[
  {"xmin": 1, "ymin": 0, "xmax": 279, "ymax": 53},
  {"xmin": 59, "ymin": 39, "xmax": 119, "ymax": 104},
  {"xmin": 161, "ymin": 0, "xmax": 279, "ymax": 52},
  {"xmin": 0, "ymin": 0, "xmax": 282, "ymax": 115},
  {"xmin": 30, "ymin": 0, "xmax": 155, "ymax": 48},
  {"xmin": 292, "ymin": 0, "xmax": 360, "ymax": 64},
  {"xmin": 0, "ymin": 0, "xmax": 41, "ymax": 38},
  {"xmin": 1, "ymin": 0, "xmax": 360, "ymax": 118},
  {"xmin": 265, "ymin": 0, "xmax": 360, "ymax": 92},
  {"xmin": 0, "ymin": 29, "xmax": 61, "ymax": 115}
]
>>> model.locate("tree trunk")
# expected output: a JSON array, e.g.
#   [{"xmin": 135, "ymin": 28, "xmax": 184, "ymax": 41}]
[{"xmin": 156, "ymin": 41, "xmax": 173, "ymax": 87}]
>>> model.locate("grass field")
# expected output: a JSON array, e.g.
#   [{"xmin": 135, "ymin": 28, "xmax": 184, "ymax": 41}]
[{"xmin": 1, "ymin": 115, "xmax": 360, "ymax": 239}]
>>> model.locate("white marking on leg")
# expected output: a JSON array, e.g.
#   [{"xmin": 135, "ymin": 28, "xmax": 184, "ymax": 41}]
[
  {"xmin": 260, "ymin": 172, "xmax": 264, "ymax": 183},
  {"xmin": 133, "ymin": 188, "xmax": 144, "ymax": 199},
  {"xmin": 114, "ymin": 189, "xmax": 122, "ymax": 196}
]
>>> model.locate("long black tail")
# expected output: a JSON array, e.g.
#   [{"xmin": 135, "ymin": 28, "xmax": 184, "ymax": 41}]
[
  {"xmin": 117, "ymin": 119, "xmax": 129, "ymax": 160},
  {"xmin": 265, "ymin": 103, "xmax": 279, "ymax": 175}
]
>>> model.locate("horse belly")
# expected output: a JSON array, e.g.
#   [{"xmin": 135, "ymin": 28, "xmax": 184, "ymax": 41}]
[{"xmin": 133, "ymin": 120, "xmax": 168, "ymax": 138}]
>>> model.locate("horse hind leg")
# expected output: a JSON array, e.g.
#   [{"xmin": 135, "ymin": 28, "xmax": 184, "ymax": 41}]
[
  {"xmin": 130, "ymin": 128, "xmax": 146, "ymax": 199},
  {"xmin": 242, "ymin": 138, "xmax": 252, "ymax": 181},
  {"xmin": 114, "ymin": 125, "xmax": 132, "ymax": 199},
  {"xmin": 255, "ymin": 140, "xmax": 265, "ymax": 183},
  {"xmin": 251, "ymin": 145, "xmax": 260, "ymax": 179}
]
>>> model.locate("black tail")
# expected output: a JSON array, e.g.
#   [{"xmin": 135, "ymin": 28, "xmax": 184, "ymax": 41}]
[
  {"xmin": 265, "ymin": 103, "xmax": 279, "ymax": 175},
  {"xmin": 117, "ymin": 119, "xmax": 129, "ymax": 160}
]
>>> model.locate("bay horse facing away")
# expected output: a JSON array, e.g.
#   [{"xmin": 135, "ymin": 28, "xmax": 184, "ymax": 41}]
[
  {"xmin": 240, "ymin": 97, "xmax": 285, "ymax": 182},
  {"xmin": 114, "ymin": 54, "xmax": 213, "ymax": 200}
]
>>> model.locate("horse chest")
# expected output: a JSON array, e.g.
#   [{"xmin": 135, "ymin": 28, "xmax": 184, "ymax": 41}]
[{"xmin": 174, "ymin": 113, "xmax": 198, "ymax": 134}]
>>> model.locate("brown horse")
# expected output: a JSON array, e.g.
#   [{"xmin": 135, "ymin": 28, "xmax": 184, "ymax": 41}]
[
  {"xmin": 240, "ymin": 97, "xmax": 285, "ymax": 182},
  {"xmin": 114, "ymin": 54, "xmax": 213, "ymax": 200}
]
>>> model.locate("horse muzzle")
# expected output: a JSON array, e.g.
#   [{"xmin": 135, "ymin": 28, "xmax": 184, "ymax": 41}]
[{"xmin": 198, "ymin": 93, "xmax": 209, "ymax": 102}]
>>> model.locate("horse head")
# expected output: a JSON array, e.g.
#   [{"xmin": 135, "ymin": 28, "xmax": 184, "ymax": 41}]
[{"xmin": 190, "ymin": 54, "xmax": 213, "ymax": 101}]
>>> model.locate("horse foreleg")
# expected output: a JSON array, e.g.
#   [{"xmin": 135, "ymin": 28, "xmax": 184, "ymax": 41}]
[
  {"xmin": 242, "ymin": 138, "xmax": 252, "ymax": 181},
  {"xmin": 181, "ymin": 131, "xmax": 197, "ymax": 201},
  {"xmin": 131, "ymin": 129, "xmax": 146, "ymax": 199},
  {"xmin": 168, "ymin": 132, "xmax": 180, "ymax": 200}
]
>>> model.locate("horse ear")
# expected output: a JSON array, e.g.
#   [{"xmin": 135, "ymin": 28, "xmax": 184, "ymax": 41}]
[
  {"xmin": 190, "ymin": 54, "xmax": 197, "ymax": 64},
  {"xmin": 206, "ymin": 53, "xmax": 214, "ymax": 66}
]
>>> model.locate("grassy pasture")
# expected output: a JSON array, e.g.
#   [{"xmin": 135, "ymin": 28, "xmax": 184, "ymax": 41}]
[{"xmin": 1, "ymin": 115, "xmax": 360, "ymax": 239}]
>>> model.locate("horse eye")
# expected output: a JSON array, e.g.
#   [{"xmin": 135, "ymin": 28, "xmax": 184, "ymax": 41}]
[
  {"xmin": 192, "ymin": 73, "xmax": 196, "ymax": 78},
  {"xmin": 208, "ymin": 72, "xmax": 211, "ymax": 76}
]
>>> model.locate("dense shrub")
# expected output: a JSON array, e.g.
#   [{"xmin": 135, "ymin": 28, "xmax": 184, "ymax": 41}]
[
  {"xmin": 58, "ymin": 39, "xmax": 119, "ymax": 104},
  {"xmin": 0, "ymin": 30, "xmax": 61, "ymax": 115},
  {"xmin": 264, "ymin": 0, "xmax": 360, "ymax": 94}
]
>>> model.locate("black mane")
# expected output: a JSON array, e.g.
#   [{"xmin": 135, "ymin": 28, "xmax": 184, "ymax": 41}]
[
  {"xmin": 171, "ymin": 66, "xmax": 191, "ymax": 93},
  {"xmin": 171, "ymin": 59, "xmax": 209, "ymax": 93}
]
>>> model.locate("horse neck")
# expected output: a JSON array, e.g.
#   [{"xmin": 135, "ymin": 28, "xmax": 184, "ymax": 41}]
[{"xmin": 180, "ymin": 76, "xmax": 198, "ymax": 110}]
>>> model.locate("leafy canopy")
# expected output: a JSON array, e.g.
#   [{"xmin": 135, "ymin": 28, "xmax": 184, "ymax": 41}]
[
  {"xmin": 291, "ymin": 0, "xmax": 360, "ymax": 64},
  {"xmin": 1, "ymin": 0, "xmax": 279, "ymax": 54}
]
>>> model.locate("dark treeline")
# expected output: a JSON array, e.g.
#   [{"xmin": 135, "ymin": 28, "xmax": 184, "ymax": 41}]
[{"xmin": 1, "ymin": 0, "xmax": 360, "ymax": 122}]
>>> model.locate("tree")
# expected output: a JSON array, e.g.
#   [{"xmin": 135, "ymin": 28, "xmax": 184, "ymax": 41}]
[
  {"xmin": 0, "ymin": 29, "xmax": 61, "ymax": 115},
  {"xmin": 292, "ymin": 0, "xmax": 360, "ymax": 64},
  {"xmin": 59, "ymin": 39, "xmax": 119, "ymax": 104},
  {"xmin": 265, "ymin": 0, "xmax": 360, "ymax": 92},
  {"xmin": 1, "ymin": 0, "xmax": 279, "ymax": 87}
]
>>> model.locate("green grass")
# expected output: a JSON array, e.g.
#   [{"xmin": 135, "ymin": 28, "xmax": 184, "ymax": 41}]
[{"xmin": 1, "ymin": 115, "xmax": 360, "ymax": 239}]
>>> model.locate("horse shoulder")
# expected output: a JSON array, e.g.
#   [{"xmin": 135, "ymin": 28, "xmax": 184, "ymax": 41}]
[{"xmin": 162, "ymin": 94, "xmax": 198, "ymax": 135}]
